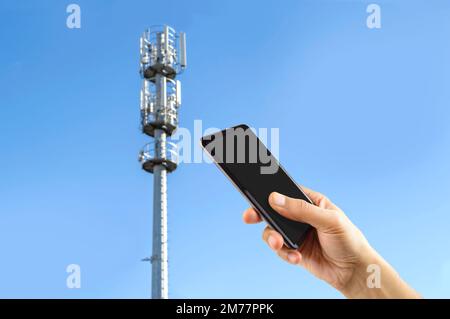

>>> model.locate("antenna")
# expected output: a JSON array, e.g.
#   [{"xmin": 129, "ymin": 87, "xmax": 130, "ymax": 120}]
[
  {"xmin": 176, "ymin": 80, "xmax": 182, "ymax": 106},
  {"xmin": 179, "ymin": 32, "xmax": 187, "ymax": 69},
  {"xmin": 138, "ymin": 25, "xmax": 187, "ymax": 299}
]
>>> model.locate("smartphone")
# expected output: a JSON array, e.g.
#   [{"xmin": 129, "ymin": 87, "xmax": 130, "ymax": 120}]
[{"xmin": 200, "ymin": 124, "xmax": 313, "ymax": 249}]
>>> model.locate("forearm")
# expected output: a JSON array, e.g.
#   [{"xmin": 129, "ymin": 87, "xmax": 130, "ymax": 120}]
[{"xmin": 340, "ymin": 247, "xmax": 421, "ymax": 299}]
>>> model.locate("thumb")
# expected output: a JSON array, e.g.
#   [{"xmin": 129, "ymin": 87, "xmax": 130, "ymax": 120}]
[{"xmin": 269, "ymin": 192, "xmax": 339, "ymax": 231}]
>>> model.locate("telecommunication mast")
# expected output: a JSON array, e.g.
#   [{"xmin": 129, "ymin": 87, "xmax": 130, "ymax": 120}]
[{"xmin": 138, "ymin": 25, "xmax": 187, "ymax": 299}]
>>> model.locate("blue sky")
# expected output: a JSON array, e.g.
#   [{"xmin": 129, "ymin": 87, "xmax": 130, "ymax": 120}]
[{"xmin": 1, "ymin": 0, "xmax": 450, "ymax": 298}]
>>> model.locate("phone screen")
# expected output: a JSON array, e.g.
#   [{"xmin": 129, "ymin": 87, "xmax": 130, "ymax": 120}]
[{"xmin": 201, "ymin": 124, "xmax": 312, "ymax": 249}]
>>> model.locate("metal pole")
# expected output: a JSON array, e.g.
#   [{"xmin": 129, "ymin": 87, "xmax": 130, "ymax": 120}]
[
  {"xmin": 151, "ymin": 72, "xmax": 169, "ymax": 299},
  {"xmin": 152, "ymin": 129, "xmax": 168, "ymax": 299}
]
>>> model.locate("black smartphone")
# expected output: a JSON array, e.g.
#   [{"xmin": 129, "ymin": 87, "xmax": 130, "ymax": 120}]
[{"xmin": 200, "ymin": 124, "xmax": 313, "ymax": 249}]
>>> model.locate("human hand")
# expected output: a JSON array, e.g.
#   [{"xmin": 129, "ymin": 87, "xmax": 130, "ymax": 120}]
[{"xmin": 242, "ymin": 186, "xmax": 420, "ymax": 298}]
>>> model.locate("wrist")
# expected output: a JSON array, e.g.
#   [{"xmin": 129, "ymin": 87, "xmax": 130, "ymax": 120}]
[
  {"xmin": 339, "ymin": 244, "xmax": 381, "ymax": 298},
  {"xmin": 339, "ymin": 245, "xmax": 421, "ymax": 299},
  {"xmin": 339, "ymin": 245, "xmax": 384, "ymax": 298}
]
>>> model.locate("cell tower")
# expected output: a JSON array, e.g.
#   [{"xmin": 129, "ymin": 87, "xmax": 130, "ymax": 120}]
[{"xmin": 138, "ymin": 25, "xmax": 187, "ymax": 299}]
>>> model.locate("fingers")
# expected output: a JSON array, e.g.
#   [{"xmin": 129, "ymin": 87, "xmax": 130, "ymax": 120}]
[
  {"xmin": 276, "ymin": 246, "xmax": 302, "ymax": 265},
  {"xmin": 269, "ymin": 192, "xmax": 341, "ymax": 231},
  {"xmin": 262, "ymin": 226, "xmax": 302, "ymax": 265},
  {"xmin": 245, "ymin": 213, "xmax": 303, "ymax": 265},
  {"xmin": 262, "ymin": 226, "xmax": 284, "ymax": 250},
  {"xmin": 244, "ymin": 209, "xmax": 302, "ymax": 265},
  {"xmin": 242, "ymin": 208, "xmax": 262, "ymax": 224}
]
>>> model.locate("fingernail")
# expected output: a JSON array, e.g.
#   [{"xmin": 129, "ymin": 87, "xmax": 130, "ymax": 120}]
[
  {"xmin": 267, "ymin": 236, "xmax": 277, "ymax": 250},
  {"xmin": 272, "ymin": 192, "xmax": 286, "ymax": 207},
  {"xmin": 287, "ymin": 252, "xmax": 299, "ymax": 264}
]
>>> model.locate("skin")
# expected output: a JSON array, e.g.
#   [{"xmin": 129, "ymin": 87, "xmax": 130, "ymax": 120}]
[{"xmin": 242, "ymin": 186, "xmax": 421, "ymax": 298}]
